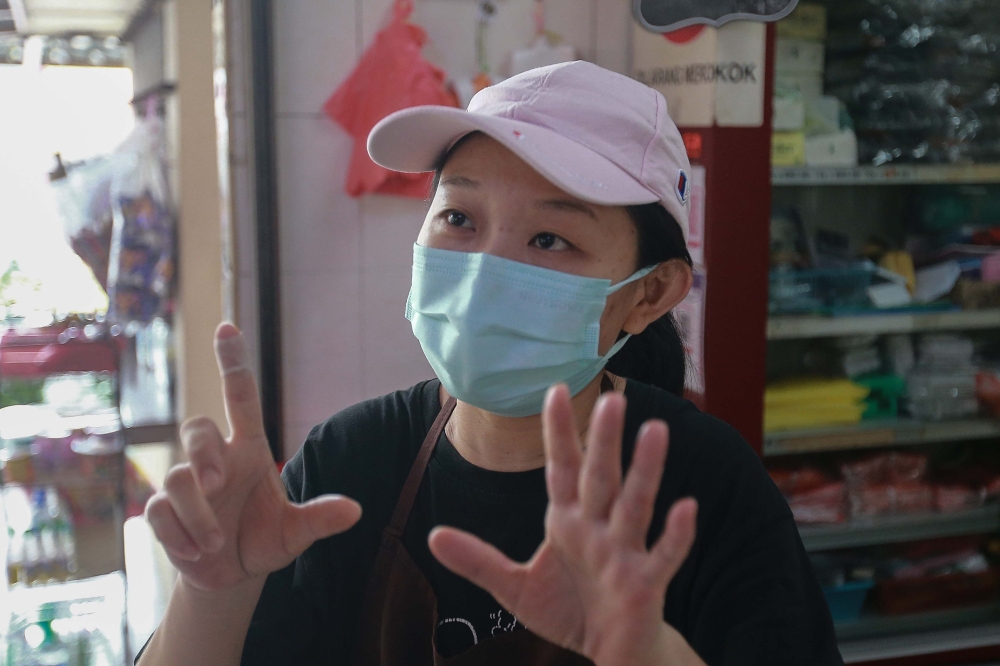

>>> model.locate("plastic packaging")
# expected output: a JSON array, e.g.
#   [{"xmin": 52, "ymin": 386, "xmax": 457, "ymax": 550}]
[
  {"xmin": 826, "ymin": 1, "xmax": 1000, "ymax": 164},
  {"xmin": 106, "ymin": 116, "xmax": 175, "ymax": 326},
  {"xmin": 842, "ymin": 453, "xmax": 936, "ymax": 517},
  {"xmin": 768, "ymin": 265, "xmax": 876, "ymax": 314},
  {"xmin": 823, "ymin": 580, "xmax": 875, "ymax": 622},
  {"xmin": 322, "ymin": 0, "xmax": 459, "ymax": 199},
  {"xmin": 907, "ymin": 368, "xmax": 979, "ymax": 420},
  {"xmin": 49, "ymin": 155, "xmax": 116, "ymax": 291}
]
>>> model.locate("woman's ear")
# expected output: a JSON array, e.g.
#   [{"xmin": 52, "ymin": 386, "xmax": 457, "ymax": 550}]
[{"xmin": 621, "ymin": 260, "xmax": 693, "ymax": 335}]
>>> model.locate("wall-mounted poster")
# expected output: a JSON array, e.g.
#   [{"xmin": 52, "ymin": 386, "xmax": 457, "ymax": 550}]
[{"xmin": 634, "ymin": 0, "xmax": 798, "ymax": 33}]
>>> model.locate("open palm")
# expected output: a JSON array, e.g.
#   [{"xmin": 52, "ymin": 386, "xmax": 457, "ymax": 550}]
[{"xmin": 429, "ymin": 384, "xmax": 698, "ymax": 666}]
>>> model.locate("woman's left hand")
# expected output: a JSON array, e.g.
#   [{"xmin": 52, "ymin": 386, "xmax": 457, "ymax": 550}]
[{"xmin": 429, "ymin": 384, "xmax": 704, "ymax": 666}]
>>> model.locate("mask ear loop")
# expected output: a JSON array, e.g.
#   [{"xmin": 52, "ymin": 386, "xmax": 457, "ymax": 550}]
[
  {"xmin": 599, "ymin": 264, "xmax": 659, "ymax": 366},
  {"xmin": 607, "ymin": 264, "xmax": 657, "ymax": 294}
]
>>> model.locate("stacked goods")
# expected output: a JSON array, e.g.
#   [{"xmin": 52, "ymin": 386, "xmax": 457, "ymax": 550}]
[
  {"xmin": 768, "ymin": 451, "xmax": 1000, "ymax": 525},
  {"xmin": 824, "ymin": 0, "xmax": 1000, "ymax": 164},
  {"xmin": 841, "ymin": 452, "xmax": 935, "ymax": 517},
  {"xmin": 906, "ymin": 335, "xmax": 979, "ymax": 420},
  {"xmin": 810, "ymin": 536, "xmax": 1000, "ymax": 619},
  {"xmin": 773, "ymin": 3, "xmax": 859, "ymax": 166},
  {"xmin": 769, "ymin": 466, "xmax": 847, "ymax": 524},
  {"xmin": 765, "ymin": 377, "xmax": 870, "ymax": 432}
]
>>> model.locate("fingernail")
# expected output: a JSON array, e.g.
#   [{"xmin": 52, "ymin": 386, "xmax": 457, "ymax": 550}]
[
  {"xmin": 200, "ymin": 468, "xmax": 223, "ymax": 493},
  {"xmin": 205, "ymin": 531, "xmax": 225, "ymax": 553}
]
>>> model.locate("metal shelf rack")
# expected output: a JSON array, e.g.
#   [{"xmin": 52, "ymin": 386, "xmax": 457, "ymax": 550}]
[
  {"xmin": 765, "ymin": 417, "xmax": 1000, "ymax": 457},
  {"xmin": 772, "ymin": 164, "xmax": 1000, "ymax": 187},
  {"xmin": 798, "ymin": 505, "xmax": 1000, "ymax": 552}
]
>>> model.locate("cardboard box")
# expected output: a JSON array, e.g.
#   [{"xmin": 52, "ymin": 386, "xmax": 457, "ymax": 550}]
[
  {"xmin": 776, "ymin": 71, "xmax": 824, "ymax": 100},
  {"xmin": 774, "ymin": 92, "xmax": 806, "ymax": 131},
  {"xmin": 805, "ymin": 130, "xmax": 858, "ymax": 166},
  {"xmin": 777, "ymin": 38, "xmax": 825, "ymax": 73}
]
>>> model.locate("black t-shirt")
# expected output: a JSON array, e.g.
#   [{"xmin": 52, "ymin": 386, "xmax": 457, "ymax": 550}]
[{"xmin": 235, "ymin": 378, "xmax": 843, "ymax": 665}]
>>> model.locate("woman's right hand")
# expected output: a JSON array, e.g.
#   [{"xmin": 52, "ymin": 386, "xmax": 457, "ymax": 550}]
[{"xmin": 144, "ymin": 323, "xmax": 362, "ymax": 592}]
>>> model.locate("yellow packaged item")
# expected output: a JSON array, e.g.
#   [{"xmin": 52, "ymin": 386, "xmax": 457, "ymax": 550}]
[
  {"xmin": 765, "ymin": 378, "xmax": 870, "ymax": 409},
  {"xmin": 765, "ymin": 403, "xmax": 866, "ymax": 432},
  {"xmin": 776, "ymin": 3, "xmax": 827, "ymax": 41},
  {"xmin": 772, "ymin": 132, "xmax": 806, "ymax": 166},
  {"xmin": 880, "ymin": 250, "xmax": 916, "ymax": 295}
]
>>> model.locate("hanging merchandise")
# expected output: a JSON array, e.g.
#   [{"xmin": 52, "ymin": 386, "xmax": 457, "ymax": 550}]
[
  {"xmin": 323, "ymin": 0, "xmax": 459, "ymax": 199},
  {"xmin": 106, "ymin": 108, "xmax": 175, "ymax": 326},
  {"xmin": 509, "ymin": 0, "xmax": 576, "ymax": 77},
  {"xmin": 452, "ymin": 0, "xmax": 501, "ymax": 109},
  {"xmin": 49, "ymin": 154, "xmax": 116, "ymax": 291}
]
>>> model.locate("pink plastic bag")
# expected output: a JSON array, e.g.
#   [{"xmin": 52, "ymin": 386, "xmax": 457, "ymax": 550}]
[{"xmin": 323, "ymin": 0, "xmax": 459, "ymax": 199}]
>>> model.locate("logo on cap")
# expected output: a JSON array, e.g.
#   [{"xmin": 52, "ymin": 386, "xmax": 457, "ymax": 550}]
[{"xmin": 675, "ymin": 169, "xmax": 689, "ymax": 204}]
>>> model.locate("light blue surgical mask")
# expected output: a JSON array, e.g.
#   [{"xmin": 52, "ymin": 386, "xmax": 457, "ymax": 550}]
[{"xmin": 405, "ymin": 244, "xmax": 655, "ymax": 417}]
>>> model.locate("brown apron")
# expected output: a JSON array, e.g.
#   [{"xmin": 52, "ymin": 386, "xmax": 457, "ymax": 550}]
[{"xmin": 350, "ymin": 396, "xmax": 594, "ymax": 666}]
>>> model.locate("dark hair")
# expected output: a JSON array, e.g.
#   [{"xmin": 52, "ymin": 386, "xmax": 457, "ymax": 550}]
[
  {"xmin": 428, "ymin": 134, "xmax": 693, "ymax": 397},
  {"xmin": 604, "ymin": 203, "xmax": 692, "ymax": 397}
]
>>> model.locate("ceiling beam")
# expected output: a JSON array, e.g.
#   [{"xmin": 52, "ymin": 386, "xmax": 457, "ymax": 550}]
[{"xmin": 8, "ymin": 0, "xmax": 26, "ymax": 33}]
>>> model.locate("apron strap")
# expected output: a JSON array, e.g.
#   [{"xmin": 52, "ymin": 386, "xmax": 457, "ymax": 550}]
[{"xmin": 385, "ymin": 393, "xmax": 458, "ymax": 538}]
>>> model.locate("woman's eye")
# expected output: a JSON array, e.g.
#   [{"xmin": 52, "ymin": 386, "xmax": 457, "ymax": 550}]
[
  {"xmin": 445, "ymin": 211, "xmax": 472, "ymax": 228},
  {"xmin": 531, "ymin": 232, "xmax": 570, "ymax": 251}
]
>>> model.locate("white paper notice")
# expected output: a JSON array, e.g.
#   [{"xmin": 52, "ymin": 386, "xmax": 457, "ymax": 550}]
[
  {"xmin": 631, "ymin": 25, "xmax": 719, "ymax": 127},
  {"xmin": 632, "ymin": 21, "xmax": 766, "ymax": 128},
  {"xmin": 686, "ymin": 165, "xmax": 707, "ymax": 267},
  {"xmin": 675, "ymin": 270, "xmax": 706, "ymax": 395},
  {"xmin": 714, "ymin": 21, "xmax": 765, "ymax": 127}
]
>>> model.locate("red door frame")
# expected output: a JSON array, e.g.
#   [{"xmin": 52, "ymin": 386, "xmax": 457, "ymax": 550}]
[{"xmin": 683, "ymin": 24, "xmax": 774, "ymax": 455}]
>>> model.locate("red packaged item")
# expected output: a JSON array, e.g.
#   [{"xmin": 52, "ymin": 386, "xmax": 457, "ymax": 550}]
[
  {"xmin": 873, "ymin": 568, "xmax": 1000, "ymax": 615},
  {"xmin": 887, "ymin": 453, "xmax": 929, "ymax": 483},
  {"xmin": 841, "ymin": 452, "xmax": 929, "ymax": 486},
  {"xmin": 849, "ymin": 482, "xmax": 935, "ymax": 518},
  {"xmin": 976, "ymin": 370, "xmax": 1000, "ymax": 417},
  {"xmin": 985, "ymin": 475, "xmax": 1000, "ymax": 499},
  {"xmin": 767, "ymin": 466, "xmax": 828, "ymax": 496},
  {"xmin": 323, "ymin": 0, "xmax": 460, "ymax": 199},
  {"xmin": 789, "ymin": 482, "xmax": 847, "ymax": 524},
  {"xmin": 934, "ymin": 484, "xmax": 985, "ymax": 513}
]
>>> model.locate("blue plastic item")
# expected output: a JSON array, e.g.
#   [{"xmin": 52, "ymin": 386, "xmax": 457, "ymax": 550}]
[
  {"xmin": 769, "ymin": 266, "xmax": 875, "ymax": 314},
  {"xmin": 823, "ymin": 580, "xmax": 875, "ymax": 623}
]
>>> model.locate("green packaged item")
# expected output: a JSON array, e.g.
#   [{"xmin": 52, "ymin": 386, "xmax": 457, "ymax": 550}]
[{"xmin": 856, "ymin": 373, "xmax": 907, "ymax": 420}]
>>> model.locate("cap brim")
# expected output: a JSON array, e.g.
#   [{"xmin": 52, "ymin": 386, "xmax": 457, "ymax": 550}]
[{"xmin": 367, "ymin": 106, "xmax": 660, "ymax": 208}]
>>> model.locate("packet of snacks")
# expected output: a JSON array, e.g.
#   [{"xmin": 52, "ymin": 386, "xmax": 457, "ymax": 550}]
[{"xmin": 107, "ymin": 116, "xmax": 175, "ymax": 326}]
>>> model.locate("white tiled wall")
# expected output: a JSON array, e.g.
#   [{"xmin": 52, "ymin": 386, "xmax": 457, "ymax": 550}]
[{"xmin": 273, "ymin": 0, "xmax": 633, "ymax": 457}]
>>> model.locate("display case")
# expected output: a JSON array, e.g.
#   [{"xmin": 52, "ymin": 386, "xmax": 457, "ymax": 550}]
[
  {"xmin": 763, "ymin": 3, "xmax": 1000, "ymax": 662},
  {"xmin": 0, "ymin": 321, "xmax": 133, "ymax": 665}
]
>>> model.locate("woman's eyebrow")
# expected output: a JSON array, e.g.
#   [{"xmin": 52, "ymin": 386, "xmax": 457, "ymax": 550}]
[
  {"xmin": 537, "ymin": 198, "xmax": 598, "ymax": 220},
  {"xmin": 440, "ymin": 175, "xmax": 480, "ymax": 188}
]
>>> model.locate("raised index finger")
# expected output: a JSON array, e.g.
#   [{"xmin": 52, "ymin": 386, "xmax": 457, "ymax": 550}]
[{"xmin": 214, "ymin": 322, "xmax": 265, "ymax": 441}]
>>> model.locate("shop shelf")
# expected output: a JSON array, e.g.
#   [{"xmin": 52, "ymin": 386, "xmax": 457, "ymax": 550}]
[
  {"xmin": 123, "ymin": 422, "xmax": 178, "ymax": 447},
  {"xmin": 838, "ymin": 608, "xmax": 1000, "ymax": 663},
  {"xmin": 772, "ymin": 163, "xmax": 1000, "ymax": 186},
  {"xmin": 764, "ymin": 417, "xmax": 1000, "ymax": 457},
  {"xmin": 767, "ymin": 309, "xmax": 1000, "ymax": 340},
  {"xmin": 798, "ymin": 505, "xmax": 1000, "ymax": 552}
]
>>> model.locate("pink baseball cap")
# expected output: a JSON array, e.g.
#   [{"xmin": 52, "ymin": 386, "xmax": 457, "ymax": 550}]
[{"xmin": 367, "ymin": 60, "xmax": 691, "ymax": 238}]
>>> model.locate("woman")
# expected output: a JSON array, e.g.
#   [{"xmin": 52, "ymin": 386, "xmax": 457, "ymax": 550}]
[{"xmin": 138, "ymin": 61, "xmax": 842, "ymax": 666}]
